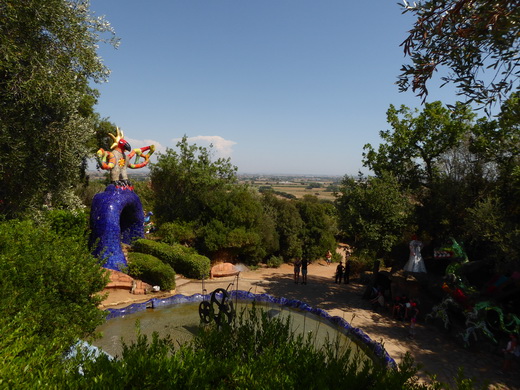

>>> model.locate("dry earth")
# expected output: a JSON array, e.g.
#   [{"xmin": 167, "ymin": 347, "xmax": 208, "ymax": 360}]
[{"xmin": 101, "ymin": 259, "xmax": 519, "ymax": 390}]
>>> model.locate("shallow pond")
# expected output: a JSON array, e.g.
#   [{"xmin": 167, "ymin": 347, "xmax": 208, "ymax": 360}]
[{"xmin": 92, "ymin": 290, "xmax": 396, "ymax": 369}]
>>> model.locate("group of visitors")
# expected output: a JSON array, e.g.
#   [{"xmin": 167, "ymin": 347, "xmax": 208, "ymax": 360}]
[
  {"xmin": 391, "ymin": 295, "xmax": 420, "ymax": 338},
  {"xmin": 335, "ymin": 259, "xmax": 351, "ymax": 284},
  {"xmin": 294, "ymin": 248, "xmax": 351, "ymax": 286},
  {"xmin": 334, "ymin": 247, "xmax": 352, "ymax": 284},
  {"xmin": 391, "ymin": 295, "xmax": 419, "ymax": 322},
  {"xmin": 293, "ymin": 258, "xmax": 308, "ymax": 285},
  {"xmin": 291, "ymin": 239, "xmax": 519, "ymax": 376}
]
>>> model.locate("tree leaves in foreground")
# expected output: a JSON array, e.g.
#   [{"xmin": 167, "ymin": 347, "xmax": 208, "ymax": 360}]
[
  {"xmin": 0, "ymin": 216, "xmax": 108, "ymax": 388},
  {"xmin": 67, "ymin": 307, "xmax": 480, "ymax": 389},
  {"xmin": 362, "ymin": 101, "xmax": 475, "ymax": 190},
  {"xmin": 0, "ymin": 0, "xmax": 117, "ymax": 217},
  {"xmin": 398, "ymin": 0, "xmax": 519, "ymax": 110}
]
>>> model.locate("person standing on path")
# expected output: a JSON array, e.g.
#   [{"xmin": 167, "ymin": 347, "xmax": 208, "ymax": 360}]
[
  {"xmin": 301, "ymin": 258, "xmax": 308, "ymax": 285},
  {"xmin": 502, "ymin": 333, "xmax": 519, "ymax": 372},
  {"xmin": 335, "ymin": 261, "xmax": 344, "ymax": 284},
  {"xmin": 409, "ymin": 315, "xmax": 417, "ymax": 339},
  {"xmin": 293, "ymin": 258, "xmax": 302, "ymax": 284},
  {"xmin": 326, "ymin": 250, "xmax": 332, "ymax": 266},
  {"xmin": 343, "ymin": 259, "xmax": 351, "ymax": 284}
]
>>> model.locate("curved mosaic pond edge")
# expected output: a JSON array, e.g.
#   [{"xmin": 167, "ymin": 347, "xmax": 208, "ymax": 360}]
[{"xmin": 105, "ymin": 290, "xmax": 397, "ymax": 370}]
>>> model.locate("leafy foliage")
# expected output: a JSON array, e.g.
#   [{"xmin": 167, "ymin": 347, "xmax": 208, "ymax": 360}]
[
  {"xmin": 158, "ymin": 221, "xmax": 197, "ymax": 246},
  {"xmin": 0, "ymin": 218, "xmax": 108, "ymax": 388},
  {"xmin": 151, "ymin": 136, "xmax": 237, "ymax": 224},
  {"xmin": 266, "ymin": 255, "xmax": 284, "ymax": 268},
  {"xmin": 363, "ymin": 101, "xmax": 475, "ymax": 189},
  {"xmin": 198, "ymin": 186, "xmax": 278, "ymax": 264},
  {"xmin": 133, "ymin": 180, "xmax": 156, "ymax": 216},
  {"xmin": 127, "ymin": 252, "xmax": 176, "ymax": 291},
  {"xmin": 398, "ymin": 0, "xmax": 519, "ymax": 110},
  {"xmin": 296, "ymin": 196, "xmax": 337, "ymax": 261},
  {"xmin": 261, "ymin": 192, "xmax": 303, "ymax": 260},
  {"xmin": 464, "ymin": 195, "xmax": 520, "ymax": 271},
  {"xmin": 151, "ymin": 137, "xmax": 279, "ymax": 264},
  {"xmin": 44, "ymin": 208, "xmax": 89, "ymax": 238},
  {"xmin": 335, "ymin": 173, "xmax": 412, "ymax": 257},
  {"xmin": 0, "ymin": 0, "xmax": 118, "ymax": 217},
  {"xmin": 132, "ymin": 239, "xmax": 210, "ymax": 279}
]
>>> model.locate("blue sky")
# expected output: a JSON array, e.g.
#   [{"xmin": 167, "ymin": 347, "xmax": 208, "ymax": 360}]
[{"xmin": 89, "ymin": 0, "xmax": 459, "ymax": 176}]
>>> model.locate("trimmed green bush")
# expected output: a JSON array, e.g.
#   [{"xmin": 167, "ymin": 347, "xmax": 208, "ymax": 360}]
[
  {"xmin": 132, "ymin": 239, "xmax": 210, "ymax": 279},
  {"xmin": 266, "ymin": 255, "xmax": 283, "ymax": 268},
  {"xmin": 44, "ymin": 209, "xmax": 89, "ymax": 238},
  {"xmin": 186, "ymin": 254, "xmax": 212, "ymax": 280},
  {"xmin": 158, "ymin": 221, "xmax": 196, "ymax": 246},
  {"xmin": 127, "ymin": 252, "xmax": 176, "ymax": 291}
]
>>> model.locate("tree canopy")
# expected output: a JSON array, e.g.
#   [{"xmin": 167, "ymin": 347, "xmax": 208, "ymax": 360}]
[
  {"xmin": 0, "ymin": 0, "xmax": 117, "ymax": 217},
  {"xmin": 362, "ymin": 101, "xmax": 475, "ymax": 189},
  {"xmin": 335, "ymin": 173, "xmax": 412, "ymax": 257},
  {"xmin": 151, "ymin": 136, "xmax": 238, "ymax": 225},
  {"xmin": 398, "ymin": 0, "xmax": 519, "ymax": 110}
]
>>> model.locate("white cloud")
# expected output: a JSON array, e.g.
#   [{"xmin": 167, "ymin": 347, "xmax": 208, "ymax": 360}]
[
  {"xmin": 124, "ymin": 137, "xmax": 165, "ymax": 165},
  {"xmin": 172, "ymin": 135, "xmax": 237, "ymax": 159},
  {"xmin": 126, "ymin": 137, "xmax": 166, "ymax": 155}
]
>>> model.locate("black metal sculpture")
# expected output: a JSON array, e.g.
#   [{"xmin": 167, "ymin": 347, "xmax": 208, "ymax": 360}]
[{"xmin": 199, "ymin": 288, "xmax": 235, "ymax": 326}]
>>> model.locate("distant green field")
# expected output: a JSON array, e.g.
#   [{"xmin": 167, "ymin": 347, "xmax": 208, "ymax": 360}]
[
  {"xmin": 271, "ymin": 184, "xmax": 336, "ymax": 200},
  {"xmin": 248, "ymin": 180, "xmax": 338, "ymax": 201}
]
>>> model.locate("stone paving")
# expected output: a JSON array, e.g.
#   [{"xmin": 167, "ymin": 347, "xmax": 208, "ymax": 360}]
[{"xmin": 102, "ymin": 262, "xmax": 520, "ymax": 389}]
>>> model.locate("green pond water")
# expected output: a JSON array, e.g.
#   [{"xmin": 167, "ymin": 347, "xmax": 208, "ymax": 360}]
[{"xmin": 92, "ymin": 301, "xmax": 369, "ymax": 364}]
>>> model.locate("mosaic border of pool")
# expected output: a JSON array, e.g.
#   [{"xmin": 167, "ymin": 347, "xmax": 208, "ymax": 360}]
[{"xmin": 105, "ymin": 290, "xmax": 397, "ymax": 369}]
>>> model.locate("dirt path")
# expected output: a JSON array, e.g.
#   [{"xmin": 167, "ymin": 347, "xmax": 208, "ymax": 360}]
[{"xmin": 101, "ymin": 261, "xmax": 519, "ymax": 390}]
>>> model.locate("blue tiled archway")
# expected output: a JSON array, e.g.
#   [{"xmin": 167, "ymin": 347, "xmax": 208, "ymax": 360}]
[{"xmin": 90, "ymin": 185, "xmax": 145, "ymax": 271}]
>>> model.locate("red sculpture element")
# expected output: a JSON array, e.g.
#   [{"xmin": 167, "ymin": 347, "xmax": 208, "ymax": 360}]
[{"xmin": 96, "ymin": 127, "xmax": 155, "ymax": 189}]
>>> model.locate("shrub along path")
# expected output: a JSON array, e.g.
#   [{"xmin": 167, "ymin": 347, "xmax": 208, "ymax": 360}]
[{"xmin": 101, "ymin": 261, "xmax": 518, "ymax": 390}]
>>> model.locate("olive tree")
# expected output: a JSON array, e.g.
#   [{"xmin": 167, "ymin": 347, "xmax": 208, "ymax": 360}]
[
  {"xmin": 398, "ymin": 0, "xmax": 519, "ymax": 110},
  {"xmin": 0, "ymin": 0, "xmax": 118, "ymax": 217}
]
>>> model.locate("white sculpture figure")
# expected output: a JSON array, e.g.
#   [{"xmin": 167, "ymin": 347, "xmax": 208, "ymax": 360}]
[{"xmin": 404, "ymin": 235, "xmax": 427, "ymax": 273}]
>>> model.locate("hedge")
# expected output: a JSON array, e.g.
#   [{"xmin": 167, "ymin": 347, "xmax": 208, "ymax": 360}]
[
  {"xmin": 127, "ymin": 252, "xmax": 176, "ymax": 291},
  {"xmin": 132, "ymin": 239, "xmax": 210, "ymax": 279},
  {"xmin": 266, "ymin": 255, "xmax": 284, "ymax": 268}
]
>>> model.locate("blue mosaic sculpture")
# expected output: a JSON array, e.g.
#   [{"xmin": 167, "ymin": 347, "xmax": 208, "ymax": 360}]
[
  {"xmin": 90, "ymin": 128, "xmax": 155, "ymax": 271},
  {"xmin": 90, "ymin": 185, "xmax": 145, "ymax": 271}
]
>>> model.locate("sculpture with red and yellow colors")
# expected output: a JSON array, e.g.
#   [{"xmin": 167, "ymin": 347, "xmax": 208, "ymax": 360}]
[
  {"xmin": 90, "ymin": 128, "xmax": 155, "ymax": 271},
  {"xmin": 96, "ymin": 127, "xmax": 155, "ymax": 189}
]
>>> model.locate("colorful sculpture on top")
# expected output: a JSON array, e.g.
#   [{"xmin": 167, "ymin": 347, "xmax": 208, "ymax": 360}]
[
  {"xmin": 96, "ymin": 127, "xmax": 155, "ymax": 189},
  {"xmin": 90, "ymin": 128, "xmax": 155, "ymax": 271}
]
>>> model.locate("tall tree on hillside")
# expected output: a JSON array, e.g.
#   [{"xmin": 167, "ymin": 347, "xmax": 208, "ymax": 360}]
[
  {"xmin": 261, "ymin": 192, "xmax": 303, "ymax": 260},
  {"xmin": 462, "ymin": 94, "xmax": 520, "ymax": 266},
  {"xmin": 335, "ymin": 173, "xmax": 412, "ymax": 258},
  {"xmin": 398, "ymin": 0, "xmax": 519, "ymax": 110},
  {"xmin": 296, "ymin": 196, "xmax": 336, "ymax": 261},
  {"xmin": 151, "ymin": 136, "xmax": 238, "ymax": 224},
  {"xmin": 362, "ymin": 101, "xmax": 475, "ymax": 189},
  {"xmin": 198, "ymin": 186, "xmax": 278, "ymax": 263},
  {"xmin": 0, "ymin": 0, "xmax": 118, "ymax": 217},
  {"xmin": 152, "ymin": 137, "xmax": 278, "ymax": 264}
]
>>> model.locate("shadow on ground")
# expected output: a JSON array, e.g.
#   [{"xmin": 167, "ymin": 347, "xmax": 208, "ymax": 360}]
[{"xmin": 243, "ymin": 272, "xmax": 519, "ymax": 390}]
